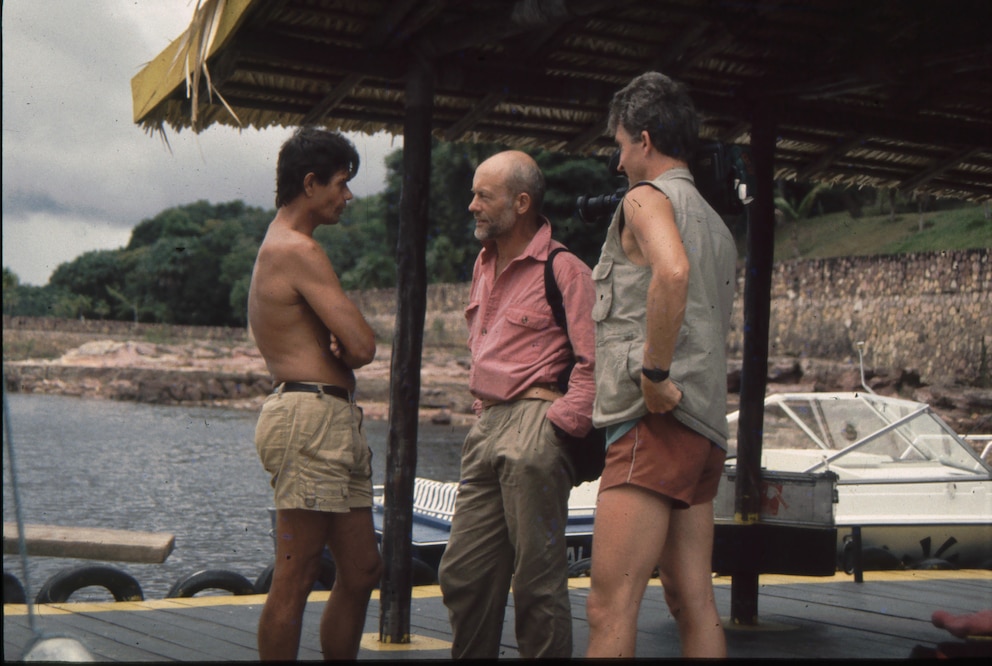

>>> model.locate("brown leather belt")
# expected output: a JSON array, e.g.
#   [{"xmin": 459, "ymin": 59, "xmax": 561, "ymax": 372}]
[
  {"xmin": 275, "ymin": 381, "xmax": 352, "ymax": 402},
  {"xmin": 480, "ymin": 383, "xmax": 563, "ymax": 409}
]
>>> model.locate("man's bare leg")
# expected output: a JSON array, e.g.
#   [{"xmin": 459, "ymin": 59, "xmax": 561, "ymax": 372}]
[
  {"xmin": 657, "ymin": 502, "xmax": 726, "ymax": 657},
  {"xmin": 586, "ymin": 486, "xmax": 671, "ymax": 657},
  {"xmin": 319, "ymin": 507, "xmax": 382, "ymax": 659},
  {"xmin": 258, "ymin": 507, "xmax": 381, "ymax": 661},
  {"xmin": 258, "ymin": 509, "xmax": 333, "ymax": 661}
]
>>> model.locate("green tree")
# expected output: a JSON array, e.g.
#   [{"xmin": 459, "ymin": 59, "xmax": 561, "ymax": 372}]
[
  {"xmin": 534, "ymin": 149, "xmax": 618, "ymax": 268},
  {"xmin": 316, "ymin": 192, "xmax": 391, "ymax": 285},
  {"xmin": 179, "ymin": 218, "xmax": 245, "ymax": 325},
  {"xmin": 382, "ymin": 140, "xmax": 501, "ymax": 283},
  {"xmin": 222, "ymin": 236, "xmax": 261, "ymax": 326},
  {"xmin": 341, "ymin": 251, "xmax": 396, "ymax": 290},
  {"xmin": 127, "ymin": 207, "xmax": 200, "ymax": 250},
  {"xmin": 2, "ymin": 267, "xmax": 21, "ymax": 314},
  {"xmin": 48, "ymin": 249, "xmax": 129, "ymax": 320},
  {"xmin": 427, "ymin": 235, "xmax": 469, "ymax": 284},
  {"xmin": 381, "ymin": 141, "xmax": 617, "ymax": 280},
  {"xmin": 126, "ymin": 237, "xmax": 196, "ymax": 323},
  {"xmin": 775, "ymin": 182, "xmax": 829, "ymax": 259}
]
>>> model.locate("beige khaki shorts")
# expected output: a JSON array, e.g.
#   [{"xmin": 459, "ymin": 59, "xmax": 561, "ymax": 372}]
[{"xmin": 255, "ymin": 390, "xmax": 373, "ymax": 513}]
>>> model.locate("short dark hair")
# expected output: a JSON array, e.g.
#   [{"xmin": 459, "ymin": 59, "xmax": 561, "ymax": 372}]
[
  {"xmin": 607, "ymin": 72, "xmax": 699, "ymax": 162},
  {"xmin": 275, "ymin": 127, "xmax": 360, "ymax": 207}
]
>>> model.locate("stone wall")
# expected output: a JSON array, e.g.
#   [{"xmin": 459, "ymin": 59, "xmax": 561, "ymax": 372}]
[
  {"xmin": 354, "ymin": 249, "xmax": 990, "ymax": 387},
  {"xmin": 6, "ymin": 249, "xmax": 989, "ymax": 387},
  {"xmin": 747, "ymin": 249, "xmax": 990, "ymax": 386},
  {"xmin": 1, "ymin": 316, "xmax": 251, "ymax": 344}
]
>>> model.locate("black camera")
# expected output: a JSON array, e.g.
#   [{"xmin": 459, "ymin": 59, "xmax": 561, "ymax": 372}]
[
  {"xmin": 575, "ymin": 150, "xmax": 625, "ymax": 225},
  {"xmin": 575, "ymin": 187, "xmax": 627, "ymax": 224},
  {"xmin": 574, "ymin": 142, "xmax": 755, "ymax": 224}
]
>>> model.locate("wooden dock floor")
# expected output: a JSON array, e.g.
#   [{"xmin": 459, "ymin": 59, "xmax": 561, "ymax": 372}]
[{"xmin": 4, "ymin": 570, "xmax": 991, "ymax": 661}]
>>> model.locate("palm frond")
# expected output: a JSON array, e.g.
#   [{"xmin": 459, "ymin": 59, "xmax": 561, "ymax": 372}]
[{"xmin": 170, "ymin": 0, "xmax": 241, "ymax": 129}]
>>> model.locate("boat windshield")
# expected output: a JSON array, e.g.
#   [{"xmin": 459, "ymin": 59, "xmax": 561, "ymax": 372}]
[{"xmin": 727, "ymin": 393, "xmax": 991, "ymax": 481}]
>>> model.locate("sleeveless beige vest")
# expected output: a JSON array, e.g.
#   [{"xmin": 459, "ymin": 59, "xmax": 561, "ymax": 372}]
[{"xmin": 591, "ymin": 168, "xmax": 736, "ymax": 448}]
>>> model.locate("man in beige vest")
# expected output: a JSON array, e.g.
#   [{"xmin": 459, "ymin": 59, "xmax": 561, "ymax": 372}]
[{"xmin": 585, "ymin": 72, "xmax": 736, "ymax": 658}]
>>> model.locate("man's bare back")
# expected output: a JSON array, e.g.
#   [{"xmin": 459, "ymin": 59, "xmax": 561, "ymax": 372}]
[{"xmin": 247, "ymin": 175, "xmax": 375, "ymax": 390}]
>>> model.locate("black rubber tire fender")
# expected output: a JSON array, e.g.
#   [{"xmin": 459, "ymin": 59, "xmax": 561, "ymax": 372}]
[
  {"xmin": 254, "ymin": 562, "xmax": 275, "ymax": 594},
  {"xmin": 254, "ymin": 558, "xmax": 337, "ymax": 594},
  {"xmin": 568, "ymin": 557, "xmax": 592, "ymax": 578},
  {"xmin": 35, "ymin": 565, "xmax": 144, "ymax": 603},
  {"xmin": 411, "ymin": 558, "xmax": 437, "ymax": 586},
  {"xmin": 314, "ymin": 557, "xmax": 336, "ymax": 590},
  {"xmin": 166, "ymin": 569, "xmax": 256, "ymax": 598},
  {"xmin": 4, "ymin": 571, "xmax": 27, "ymax": 605}
]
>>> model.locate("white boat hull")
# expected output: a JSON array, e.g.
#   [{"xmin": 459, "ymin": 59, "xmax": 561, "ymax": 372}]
[{"xmin": 833, "ymin": 479, "xmax": 992, "ymax": 569}]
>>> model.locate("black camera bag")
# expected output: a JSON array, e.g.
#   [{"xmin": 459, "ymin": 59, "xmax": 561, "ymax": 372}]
[{"xmin": 545, "ymin": 247, "xmax": 607, "ymax": 485}]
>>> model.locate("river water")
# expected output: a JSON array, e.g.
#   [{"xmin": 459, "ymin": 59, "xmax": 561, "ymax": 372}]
[{"xmin": 2, "ymin": 393, "xmax": 469, "ymax": 601}]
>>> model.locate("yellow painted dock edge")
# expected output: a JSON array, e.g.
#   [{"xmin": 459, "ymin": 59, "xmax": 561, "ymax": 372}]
[{"xmin": 5, "ymin": 570, "xmax": 989, "ymax": 617}]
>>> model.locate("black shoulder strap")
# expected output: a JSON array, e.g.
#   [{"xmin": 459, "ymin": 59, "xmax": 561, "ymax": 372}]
[{"xmin": 544, "ymin": 247, "xmax": 570, "ymax": 334}]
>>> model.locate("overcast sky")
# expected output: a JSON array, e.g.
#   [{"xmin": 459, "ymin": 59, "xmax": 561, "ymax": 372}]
[{"xmin": 2, "ymin": 1, "xmax": 401, "ymax": 286}]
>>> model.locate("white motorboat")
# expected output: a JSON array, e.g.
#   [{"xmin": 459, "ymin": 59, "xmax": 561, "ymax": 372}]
[
  {"xmin": 724, "ymin": 391, "xmax": 992, "ymax": 571},
  {"xmin": 372, "ymin": 392, "xmax": 990, "ymax": 579}
]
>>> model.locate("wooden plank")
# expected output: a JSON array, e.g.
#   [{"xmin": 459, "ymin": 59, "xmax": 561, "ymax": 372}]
[
  {"xmin": 103, "ymin": 604, "xmax": 261, "ymax": 661},
  {"xmin": 53, "ymin": 611, "xmax": 213, "ymax": 662},
  {"xmin": 4, "ymin": 573, "xmax": 987, "ymax": 661},
  {"xmin": 3, "ymin": 522, "xmax": 174, "ymax": 563}
]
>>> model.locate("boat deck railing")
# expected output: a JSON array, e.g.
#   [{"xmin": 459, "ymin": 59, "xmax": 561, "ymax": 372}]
[{"xmin": 411, "ymin": 479, "xmax": 459, "ymax": 521}]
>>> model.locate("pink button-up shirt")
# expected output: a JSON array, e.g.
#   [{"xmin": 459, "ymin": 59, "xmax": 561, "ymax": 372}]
[{"xmin": 466, "ymin": 220, "xmax": 596, "ymax": 437}]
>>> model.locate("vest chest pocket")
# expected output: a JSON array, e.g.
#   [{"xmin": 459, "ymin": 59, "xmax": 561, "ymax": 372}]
[{"xmin": 591, "ymin": 260, "xmax": 613, "ymax": 322}]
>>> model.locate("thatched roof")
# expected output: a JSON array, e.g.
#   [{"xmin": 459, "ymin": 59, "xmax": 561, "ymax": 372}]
[{"xmin": 133, "ymin": 0, "xmax": 992, "ymax": 202}]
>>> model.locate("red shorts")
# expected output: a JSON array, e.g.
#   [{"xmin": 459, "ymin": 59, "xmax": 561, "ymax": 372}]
[{"xmin": 599, "ymin": 411, "xmax": 726, "ymax": 509}]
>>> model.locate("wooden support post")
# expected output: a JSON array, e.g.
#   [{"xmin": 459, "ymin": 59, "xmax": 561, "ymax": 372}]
[
  {"xmin": 852, "ymin": 526, "xmax": 864, "ymax": 583},
  {"xmin": 730, "ymin": 104, "xmax": 777, "ymax": 626},
  {"xmin": 379, "ymin": 52, "xmax": 434, "ymax": 645}
]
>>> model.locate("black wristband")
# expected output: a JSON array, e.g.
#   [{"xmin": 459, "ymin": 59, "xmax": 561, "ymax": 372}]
[{"xmin": 641, "ymin": 366, "xmax": 670, "ymax": 383}]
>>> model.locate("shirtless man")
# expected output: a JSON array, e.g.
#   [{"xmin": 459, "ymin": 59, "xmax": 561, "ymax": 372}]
[{"xmin": 247, "ymin": 127, "xmax": 380, "ymax": 661}]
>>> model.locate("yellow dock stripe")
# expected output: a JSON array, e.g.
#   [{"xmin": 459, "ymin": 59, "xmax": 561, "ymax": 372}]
[{"xmin": 4, "ymin": 569, "xmax": 988, "ymax": 618}]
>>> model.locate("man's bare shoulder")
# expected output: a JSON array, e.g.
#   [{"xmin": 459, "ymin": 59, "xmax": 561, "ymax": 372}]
[
  {"xmin": 259, "ymin": 223, "xmax": 323, "ymax": 257},
  {"xmin": 255, "ymin": 226, "xmax": 335, "ymax": 285},
  {"xmin": 623, "ymin": 184, "xmax": 671, "ymax": 222}
]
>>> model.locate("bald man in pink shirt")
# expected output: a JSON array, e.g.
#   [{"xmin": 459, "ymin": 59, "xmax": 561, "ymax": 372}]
[{"xmin": 438, "ymin": 150, "xmax": 596, "ymax": 659}]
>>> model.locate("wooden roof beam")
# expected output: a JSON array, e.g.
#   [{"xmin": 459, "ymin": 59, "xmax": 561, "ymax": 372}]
[
  {"xmin": 441, "ymin": 91, "xmax": 507, "ymax": 142},
  {"xmin": 898, "ymin": 147, "xmax": 984, "ymax": 194},
  {"xmin": 715, "ymin": 122, "xmax": 751, "ymax": 145},
  {"xmin": 563, "ymin": 118, "xmax": 607, "ymax": 154},
  {"xmin": 300, "ymin": 72, "xmax": 365, "ymax": 126},
  {"xmin": 416, "ymin": 0, "xmax": 634, "ymax": 58},
  {"xmin": 361, "ymin": 0, "xmax": 443, "ymax": 49},
  {"xmin": 235, "ymin": 30, "xmax": 407, "ymax": 80},
  {"xmin": 796, "ymin": 133, "xmax": 869, "ymax": 182},
  {"xmin": 692, "ymin": 91, "xmax": 992, "ymax": 150}
]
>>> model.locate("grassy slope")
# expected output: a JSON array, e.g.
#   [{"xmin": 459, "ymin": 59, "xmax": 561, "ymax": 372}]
[{"xmin": 769, "ymin": 202, "xmax": 991, "ymax": 262}]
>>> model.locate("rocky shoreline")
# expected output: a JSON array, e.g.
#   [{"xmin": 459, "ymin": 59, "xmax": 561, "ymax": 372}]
[
  {"xmin": 4, "ymin": 333, "xmax": 990, "ymax": 438},
  {"xmin": 2, "ymin": 337, "xmax": 478, "ymax": 426}
]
